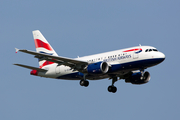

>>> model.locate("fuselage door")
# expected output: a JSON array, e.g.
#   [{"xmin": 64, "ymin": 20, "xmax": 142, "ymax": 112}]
[{"xmin": 133, "ymin": 52, "xmax": 139, "ymax": 59}]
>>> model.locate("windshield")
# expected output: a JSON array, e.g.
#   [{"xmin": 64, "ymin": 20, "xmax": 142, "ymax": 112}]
[{"xmin": 145, "ymin": 49, "xmax": 158, "ymax": 52}]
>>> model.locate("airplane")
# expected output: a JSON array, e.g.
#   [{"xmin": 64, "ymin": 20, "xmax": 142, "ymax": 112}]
[{"xmin": 14, "ymin": 30, "xmax": 165, "ymax": 93}]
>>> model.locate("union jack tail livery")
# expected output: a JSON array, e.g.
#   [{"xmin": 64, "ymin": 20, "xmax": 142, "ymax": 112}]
[
  {"xmin": 14, "ymin": 30, "xmax": 165, "ymax": 93},
  {"xmin": 33, "ymin": 30, "xmax": 58, "ymax": 68}
]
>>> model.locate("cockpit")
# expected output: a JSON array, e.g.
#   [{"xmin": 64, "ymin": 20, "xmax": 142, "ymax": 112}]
[{"xmin": 145, "ymin": 49, "xmax": 158, "ymax": 52}]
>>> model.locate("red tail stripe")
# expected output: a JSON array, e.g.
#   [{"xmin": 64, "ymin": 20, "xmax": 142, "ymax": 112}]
[
  {"xmin": 40, "ymin": 61, "xmax": 54, "ymax": 68},
  {"xmin": 123, "ymin": 48, "xmax": 142, "ymax": 52},
  {"xmin": 34, "ymin": 39, "xmax": 53, "ymax": 51}
]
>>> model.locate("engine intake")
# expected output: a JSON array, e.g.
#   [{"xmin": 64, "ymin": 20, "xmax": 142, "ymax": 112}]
[
  {"xmin": 87, "ymin": 62, "xmax": 109, "ymax": 74},
  {"xmin": 125, "ymin": 71, "xmax": 150, "ymax": 85}
]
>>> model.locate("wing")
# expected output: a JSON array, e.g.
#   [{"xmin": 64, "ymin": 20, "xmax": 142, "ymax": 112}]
[
  {"xmin": 15, "ymin": 48, "xmax": 88, "ymax": 70},
  {"xmin": 14, "ymin": 64, "xmax": 47, "ymax": 72}
]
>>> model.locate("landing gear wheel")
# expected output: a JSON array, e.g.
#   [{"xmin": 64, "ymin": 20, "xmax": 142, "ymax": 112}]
[
  {"xmin": 108, "ymin": 77, "xmax": 118, "ymax": 93},
  {"xmin": 112, "ymin": 86, "xmax": 117, "ymax": 93},
  {"xmin": 80, "ymin": 80, "xmax": 89, "ymax": 87},
  {"xmin": 108, "ymin": 86, "xmax": 113, "ymax": 92},
  {"xmin": 108, "ymin": 86, "xmax": 117, "ymax": 93},
  {"xmin": 84, "ymin": 80, "xmax": 89, "ymax": 87},
  {"xmin": 80, "ymin": 80, "xmax": 84, "ymax": 86}
]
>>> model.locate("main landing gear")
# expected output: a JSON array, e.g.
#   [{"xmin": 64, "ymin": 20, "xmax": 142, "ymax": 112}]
[
  {"xmin": 79, "ymin": 74, "xmax": 89, "ymax": 87},
  {"xmin": 80, "ymin": 80, "xmax": 89, "ymax": 87},
  {"xmin": 108, "ymin": 77, "xmax": 118, "ymax": 93},
  {"xmin": 79, "ymin": 74, "xmax": 118, "ymax": 93}
]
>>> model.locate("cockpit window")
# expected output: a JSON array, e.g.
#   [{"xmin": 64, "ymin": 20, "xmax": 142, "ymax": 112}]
[
  {"xmin": 153, "ymin": 49, "xmax": 158, "ymax": 51},
  {"xmin": 145, "ymin": 49, "xmax": 158, "ymax": 52}
]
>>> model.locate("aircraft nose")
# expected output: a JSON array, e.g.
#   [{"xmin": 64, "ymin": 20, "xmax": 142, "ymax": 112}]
[
  {"xmin": 159, "ymin": 52, "xmax": 165, "ymax": 62},
  {"xmin": 161, "ymin": 52, "xmax": 165, "ymax": 59}
]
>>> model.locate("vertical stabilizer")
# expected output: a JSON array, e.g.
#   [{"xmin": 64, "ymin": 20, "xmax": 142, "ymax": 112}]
[{"xmin": 32, "ymin": 30, "xmax": 58, "ymax": 68}]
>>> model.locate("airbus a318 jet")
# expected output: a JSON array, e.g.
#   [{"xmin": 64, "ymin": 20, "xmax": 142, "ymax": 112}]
[{"xmin": 14, "ymin": 30, "xmax": 165, "ymax": 93}]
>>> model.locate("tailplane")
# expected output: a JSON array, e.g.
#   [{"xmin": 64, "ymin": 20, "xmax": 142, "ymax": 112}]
[{"xmin": 32, "ymin": 30, "xmax": 58, "ymax": 68}]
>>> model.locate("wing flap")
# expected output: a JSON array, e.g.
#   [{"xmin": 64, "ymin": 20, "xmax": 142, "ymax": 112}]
[{"xmin": 14, "ymin": 64, "xmax": 47, "ymax": 72}]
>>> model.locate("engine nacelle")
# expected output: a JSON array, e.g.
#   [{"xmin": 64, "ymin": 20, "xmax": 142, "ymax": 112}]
[
  {"xmin": 125, "ymin": 71, "xmax": 151, "ymax": 85},
  {"xmin": 87, "ymin": 62, "xmax": 109, "ymax": 74}
]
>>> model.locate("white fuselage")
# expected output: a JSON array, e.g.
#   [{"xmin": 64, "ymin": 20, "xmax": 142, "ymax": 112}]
[{"xmin": 38, "ymin": 46, "xmax": 165, "ymax": 80}]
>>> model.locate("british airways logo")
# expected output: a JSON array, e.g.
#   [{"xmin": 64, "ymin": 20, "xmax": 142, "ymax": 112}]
[
  {"xmin": 123, "ymin": 48, "xmax": 142, "ymax": 54},
  {"xmin": 135, "ymin": 49, "xmax": 142, "ymax": 54}
]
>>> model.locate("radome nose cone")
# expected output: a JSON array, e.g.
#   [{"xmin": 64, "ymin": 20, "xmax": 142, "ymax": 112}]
[
  {"xmin": 160, "ymin": 52, "xmax": 165, "ymax": 62},
  {"xmin": 162, "ymin": 52, "xmax": 165, "ymax": 59}
]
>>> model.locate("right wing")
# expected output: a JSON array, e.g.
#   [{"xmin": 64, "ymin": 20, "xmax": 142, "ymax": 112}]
[{"xmin": 15, "ymin": 48, "xmax": 88, "ymax": 70}]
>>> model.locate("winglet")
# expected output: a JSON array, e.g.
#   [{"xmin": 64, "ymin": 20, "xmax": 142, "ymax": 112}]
[{"xmin": 15, "ymin": 48, "xmax": 19, "ymax": 53}]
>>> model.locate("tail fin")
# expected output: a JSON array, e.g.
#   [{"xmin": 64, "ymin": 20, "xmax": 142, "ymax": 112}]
[{"xmin": 32, "ymin": 30, "xmax": 58, "ymax": 68}]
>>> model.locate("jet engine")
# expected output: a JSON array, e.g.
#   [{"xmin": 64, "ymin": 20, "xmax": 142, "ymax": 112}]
[
  {"xmin": 87, "ymin": 62, "xmax": 109, "ymax": 74},
  {"xmin": 125, "ymin": 71, "xmax": 150, "ymax": 84}
]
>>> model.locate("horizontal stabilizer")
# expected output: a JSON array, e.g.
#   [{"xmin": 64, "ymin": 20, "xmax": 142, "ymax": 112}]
[{"xmin": 14, "ymin": 64, "xmax": 47, "ymax": 72}]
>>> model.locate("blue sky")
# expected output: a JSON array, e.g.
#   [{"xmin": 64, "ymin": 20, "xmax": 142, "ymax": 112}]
[{"xmin": 0, "ymin": 0, "xmax": 180, "ymax": 120}]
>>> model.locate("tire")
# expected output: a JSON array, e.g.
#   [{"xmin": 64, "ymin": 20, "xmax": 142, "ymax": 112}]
[
  {"xmin": 84, "ymin": 80, "xmax": 89, "ymax": 87},
  {"xmin": 108, "ymin": 86, "xmax": 117, "ymax": 93},
  {"xmin": 80, "ymin": 80, "xmax": 89, "ymax": 87}
]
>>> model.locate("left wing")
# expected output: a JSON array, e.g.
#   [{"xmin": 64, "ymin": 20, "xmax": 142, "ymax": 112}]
[
  {"xmin": 14, "ymin": 64, "xmax": 47, "ymax": 72},
  {"xmin": 15, "ymin": 48, "xmax": 88, "ymax": 70}
]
